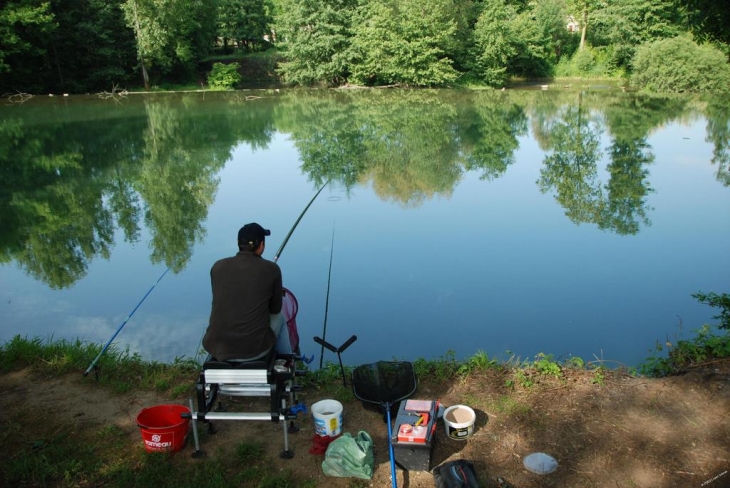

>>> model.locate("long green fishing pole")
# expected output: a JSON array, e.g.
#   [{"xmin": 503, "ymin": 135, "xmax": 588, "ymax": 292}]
[
  {"xmin": 273, "ymin": 179, "xmax": 330, "ymax": 263},
  {"xmin": 319, "ymin": 226, "xmax": 336, "ymax": 369},
  {"xmin": 84, "ymin": 267, "xmax": 170, "ymax": 377}
]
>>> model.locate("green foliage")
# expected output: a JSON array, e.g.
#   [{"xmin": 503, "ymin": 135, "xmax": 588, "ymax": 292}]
[
  {"xmin": 1, "ymin": 0, "xmax": 729, "ymax": 92},
  {"xmin": 471, "ymin": 0, "xmax": 570, "ymax": 86},
  {"xmin": 274, "ymin": 0, "xmax": 356, "ymax": 86},
  {"xmin": 631, "ymin": 36, "xmax": 730, "ymax": 93},
  {"xmin": 0, "ymin": 335, "xmax": 199, "ymax": 392},
  {"xmin": 533, "ymin": 353, "xmax": 562, "ymax": 377},
  {"xmin": 640, "ymin": 292, "xmax": 730, "ymax": 376},
  {"xmin": 566, "ymin": 356, "xmax": 585, "ymax": 368},
  {"xmin": 640, "ymin": 325, "xmax": 730, "ymax": 377},
  {"xmin": 591, "ymin": 367, "xmax": 606, "ymax": 385},
  {"xmin": 591, "ymin": 0, "xmax": 681, "ymax": 69},
  {"xmin": 680, "ymin": 0, "xmax": 730, "ymax": 45},
  {"xmin": 692, "ymin": 291, "xmax": 730, "ymax": 329},
  {"xmin": 235, "ymin": 440, "xmax": 265, "ymax": 463},
  {"xmin": 121, "ymin": 0, "xmax": 217, "ymax": 86},
  {"xmin": 413, "ymin": 350, "xmax": 460, "ymax": 382},
  {"xmin": 554, "ymin": 45, "xmax": 616, "ymax": 77},
  {"xmin": 348, "ymin": 0, "xmax": 459, "ymax": 86},
  {"xmin": 0, "ymin": 1, "xmax": 56, "ymax": 93},
  {"xmin": 457, "ymin": 349, "xmax": 501, "ymax": 375},
  {"xmin": 207, "ymin": 62, "xmax": 242, "ymax": 90},
  {"xmin": 217, "ymin": 0, "xmax": 273, "ymax": 52},
  {"xmin": 512, "ymin": 369, "xmax": 534, "ymax": 388},
  {"xmin": 301, "ymin": 362, "xmax": 354, "ymax": 402},
  {"xmin": 470, "ymin": 0, "xmax": 516, "ymax": 86}
]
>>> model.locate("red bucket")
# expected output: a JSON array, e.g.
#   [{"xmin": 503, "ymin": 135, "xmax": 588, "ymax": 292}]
[{"xmin": 136, "ymin": 404, "xmax": 190, "ymax": 453}]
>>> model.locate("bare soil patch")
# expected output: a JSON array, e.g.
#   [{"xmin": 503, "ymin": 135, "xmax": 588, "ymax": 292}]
[{"xmin": 2, "ymin": 361, "xmax": 729, "ymax": 487}]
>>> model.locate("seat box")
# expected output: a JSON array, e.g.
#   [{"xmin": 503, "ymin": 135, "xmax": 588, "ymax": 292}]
[{"xmin": 391, "ymin": 399, "xmax": 437, "ymax": 471}]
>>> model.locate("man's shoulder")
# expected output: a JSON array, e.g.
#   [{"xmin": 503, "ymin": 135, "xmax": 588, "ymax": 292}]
[
  {"xmin": 211, "ymin": 255, "xmax": 236, "ymax": 268},
  {"xmin": 260, "ymin": 258, "xmax": 282, "ymax": 274},
  {"xmin": 211, "ymin": 254, "xmax": 280, "ymax": 272}
]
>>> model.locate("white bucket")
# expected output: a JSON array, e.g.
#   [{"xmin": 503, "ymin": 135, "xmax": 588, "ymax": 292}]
[
  {"xmin": 311, "ymin": 399, "xmax": 343, "ymax": 437},
  {"xmin": 443, "ymin": 404, "xmax": 475, "ymax": 440}
]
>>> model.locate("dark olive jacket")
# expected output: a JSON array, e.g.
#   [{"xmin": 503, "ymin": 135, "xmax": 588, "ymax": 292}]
[{"xmin": 202, "ymin": 251, "xmax": 282, "ymax": 361}]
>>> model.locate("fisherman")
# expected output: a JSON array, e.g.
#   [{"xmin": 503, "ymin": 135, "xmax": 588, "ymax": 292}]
[{"xmin": 202, "ymin": 222, "xmax": 292, "ymax": 361}]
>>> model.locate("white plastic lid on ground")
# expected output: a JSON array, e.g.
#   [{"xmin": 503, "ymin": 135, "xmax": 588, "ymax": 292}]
[{"xmin": 523, "ymin": 452, "xmax": 558, "ymax": 474}]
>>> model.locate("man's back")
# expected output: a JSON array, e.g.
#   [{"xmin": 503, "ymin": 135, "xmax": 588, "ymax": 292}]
[{"xmin": 203, "ymin": 251, "xmax": 283, "ymax": 361}]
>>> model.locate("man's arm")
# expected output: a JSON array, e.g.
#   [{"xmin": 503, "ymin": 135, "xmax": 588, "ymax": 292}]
[{"xmin": 269, "ymin": 265, "xmax": 283, "ymax": 314}]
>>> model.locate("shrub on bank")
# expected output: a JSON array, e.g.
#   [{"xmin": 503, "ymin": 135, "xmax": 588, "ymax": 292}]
[
  {"xmin": 207, "ymin": 62, "xmax": 242, "ymax": 90},
  {"xmin": 631, "ymin": 37, "xmax": 730, "ymax": 93}
]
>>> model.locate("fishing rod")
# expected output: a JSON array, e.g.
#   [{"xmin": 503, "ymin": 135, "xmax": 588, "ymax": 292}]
[
  {"xmin": 314, "ymin": 224, "xmax": 358, "ymax": 384},
  {"xmin": 84, "ymin": 267, "xmax": 170, "ymax": 377},
  {"xmin": 319, "ymin": 226, "xmax": 336, "ymax": 369},
  {"xmin": 273, "ymin": 179, "xmax": 330, "ymax": 263}
]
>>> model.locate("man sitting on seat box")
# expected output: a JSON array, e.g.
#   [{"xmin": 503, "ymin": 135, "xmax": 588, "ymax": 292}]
[{"xmin": 202, "ymin": 222, "xmax": 291, "ymax": 362}]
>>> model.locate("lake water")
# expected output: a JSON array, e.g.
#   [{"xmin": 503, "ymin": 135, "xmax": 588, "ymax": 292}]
[{"xmin": 1, "ymin": 89, "xmax": 728, "ymax": 369}]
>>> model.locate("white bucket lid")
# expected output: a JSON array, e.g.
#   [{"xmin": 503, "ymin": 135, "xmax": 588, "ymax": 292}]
[
  {"xmin": 523, "ymin": 452, "xmax": 558, "ymax": 474},
  {"xmin": 443, "ymin": 404, "xmax": 475, "ymax": 425}
]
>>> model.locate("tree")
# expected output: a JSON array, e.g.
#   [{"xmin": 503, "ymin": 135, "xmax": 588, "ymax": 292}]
[
  {"xmin": 532, "ymin": 0, "xmax": 573, "ymax": 62},
  {"xmin": 680, "ymin": 0, "xmax": 730, "ymax": 45},
  {"xmin": 45, "ymin": 0, "xmax": 137, "ymax": 93},
  {"xmin": 121, "ymin": 0, "xmax": 217, "ymax": 89},
  {"xmin": 592, "ymin": 0, "xmax": 681, "ymax": 69},
  {"xmin": 471, "ymin": 0, "xmax": 516, "ymax": 87},
  {"xmin": 217, "ymin": 0, "xmax": 272, "ymax": 52},
  {"xmin": 471, "ymin": 0, "xmax": 555, "ymax": 86},
  {"xmin": 274, "ymin": 0, "xmax": 356, "ymax": 86},
  {"xmin": 349, "ymin": 0, "xmax": 459, "ymax": 86},
  {"xmin": 0, "ymin": 1, "xmax": 56, "ymax": 93},
  {"xmin": 568, "ymin": 0, "xmax": 601, "ymax": 50}
]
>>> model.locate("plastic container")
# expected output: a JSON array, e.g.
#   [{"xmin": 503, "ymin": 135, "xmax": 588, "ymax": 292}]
[
  {"xmin": 136, "ymin": 404, "xmax": 190, "ymax": 453},
  {"xmin": 442, "ymin": 404, "xmax": 475, "ymax": 440},
  {"xmin": 311, "ymin": 399, "xmax": 343, "ymax": 436},
  {"xmin": 524, "ymin": 452, "xmax": 558, "ymax": 474}
]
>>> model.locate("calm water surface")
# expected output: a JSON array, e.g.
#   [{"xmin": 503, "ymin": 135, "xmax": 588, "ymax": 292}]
[{"xmin": 1, "ymin": 89, "xmax": 728, "ymax": 368}]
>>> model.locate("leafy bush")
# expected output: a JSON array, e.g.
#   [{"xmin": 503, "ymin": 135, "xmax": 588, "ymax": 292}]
[
  {"xmin": 640, "ymin": 325, "xmax": 730, "ymax": 377},
  {"xmin": 639, "ymin": 291, "xmax": 730, "ymax": 377},
  {"xmin": 554, "ymin": 46, "xmax": 617, "ymax": 78},
  {"xmin": 631, "ymin": 37, "xmax": 730, "ymax": 93},
  {"xmin": 207, "ymin": 62, "xmax": 242, "ymax": 90}
]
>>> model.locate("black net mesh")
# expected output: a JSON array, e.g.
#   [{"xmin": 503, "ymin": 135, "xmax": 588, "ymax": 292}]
[{"xmin": 352, "ymin": 361, "xmax": 417, "ymax": 405}]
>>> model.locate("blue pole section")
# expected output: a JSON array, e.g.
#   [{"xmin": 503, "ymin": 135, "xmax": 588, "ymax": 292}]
[{"xmin": 83, "ymin": 267, "xmax": 170, "ymax": 376}]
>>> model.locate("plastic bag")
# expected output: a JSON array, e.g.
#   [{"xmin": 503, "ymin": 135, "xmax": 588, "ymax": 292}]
[
  {"xmin": 433, "ymin": 459, "xmax": 480, "ymax": 487},
  {"xmin": 321, "ymin": 431, "xmax": 374, "ymax": 479}
]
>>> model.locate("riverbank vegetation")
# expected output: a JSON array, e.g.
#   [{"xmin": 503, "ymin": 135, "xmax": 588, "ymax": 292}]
[
  {"xmin": 1, "ymin": 0, "xmax": 729, "ymax": 95},
  {"xmin": 1, "ymin": 292, "xmax": 728, "ymax": 487}
]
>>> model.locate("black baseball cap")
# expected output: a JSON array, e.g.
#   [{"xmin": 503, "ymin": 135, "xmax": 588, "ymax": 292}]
[{"xmin": 238, "ymin": 223, "xmax": 271, "ymax": 247}]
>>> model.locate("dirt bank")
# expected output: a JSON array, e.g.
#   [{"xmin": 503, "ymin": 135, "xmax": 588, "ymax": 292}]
[{"xmin": 2, "ymin": 360, "xmax": 729, "ymax": 487}]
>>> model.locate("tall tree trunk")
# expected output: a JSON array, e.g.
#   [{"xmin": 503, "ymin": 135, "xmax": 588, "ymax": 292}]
[
  {"xmin": 52, "ymin": 41, "xmax": 65, "ymax": 91},
  {"xmin": 130, "ymin": 0, "xmax": 150, "ymax": 90},
  {"xmin": 580, "ymin": 10, "xmax": 587, "ymax": 50},
  {"xmin": 140, "ymin": 59, "xmax": 150, "ymax": 90}
]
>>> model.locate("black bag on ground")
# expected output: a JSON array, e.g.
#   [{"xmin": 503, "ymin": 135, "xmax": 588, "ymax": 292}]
[{"xmin": 432, "ymin": 459, "xmax": 480, "ymax": 487}]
